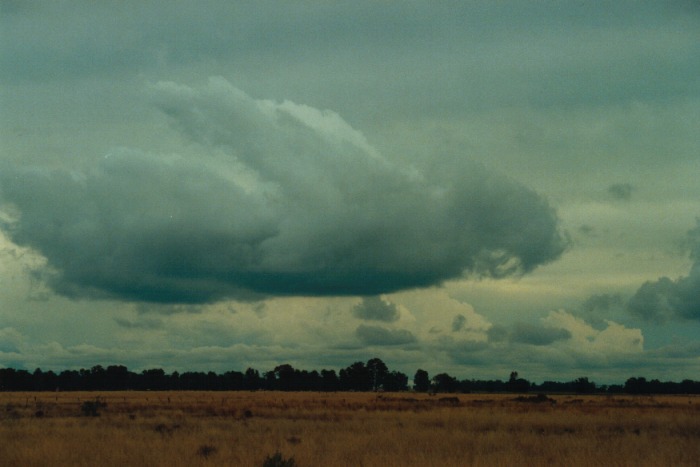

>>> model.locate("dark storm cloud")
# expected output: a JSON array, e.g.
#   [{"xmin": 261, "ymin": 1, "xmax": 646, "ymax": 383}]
[
  {"xmin": 628, "ymin": 220, "xmax": 700, "ymax": 321},
  {"xmin": 0, "ymin": 78, "xmax": 567, "ymax": 303},
  {"xmin": 510, "ymin": 323, "xmax": 572, "ymax": 346},
  {"xmin": 608, "ymin": 183, "xmax": 633, "ymax": 201},
  {"xmin": 352, "ymin": 297, "xmax": 399, "ymax": 322},
  {"xmin": 355, "ymin": 324, "xmax": 417, "ymax": 346}
]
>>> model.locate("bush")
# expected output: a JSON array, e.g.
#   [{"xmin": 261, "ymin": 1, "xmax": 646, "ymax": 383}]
[
  {"xmin": 262, "ymin": 451, "xmax": 296, "ymax": 467},
  {"xmin": 80, "ymin": 399, "xmax": 107, "ymax": 417},
  {"xmin": 196, "ymin": 445, "xmax": 217, "ymax": 459}
]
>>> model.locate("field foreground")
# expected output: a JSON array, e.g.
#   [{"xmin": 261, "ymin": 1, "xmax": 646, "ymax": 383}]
[{"xmin": 1, "ymin": 391, "xmax": 699, "ymax": 466}]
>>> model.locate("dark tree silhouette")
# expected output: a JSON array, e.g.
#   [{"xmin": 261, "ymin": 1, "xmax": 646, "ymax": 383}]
[
  {"xmin": 339, "ymin": 361, "xmax": 371, "ymax": 391},
  {"xmin": 383, "ymin": 371, "xmax": 409, "ymax": 391},
  {"xmin": 1, "ymin": 362, "xmax": 698, "ymax": 394},
  {"xmin": 413, "ymin": 369, "xmax": 431, "ymax": 392},
  {"xmin": 366, "ymin": 358, "xmax": 389, "ymax": 391},
  {"xmin": 432, "ymin": 373, "xmax": 459, "ymax": 393},
  {"xmin": 244, "ymin": 367, "xmax": 261, "ymax": 390},
  {"xmin": 320, "ymin": 369, "xmax": 339, "ymax": 391},
  {"xmin": 506, "ymin": 370, "xmax": 530, "ymax": 393}
]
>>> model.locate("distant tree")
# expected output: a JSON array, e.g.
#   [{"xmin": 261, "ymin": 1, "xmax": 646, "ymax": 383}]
[
  {"xmin": 222, "ymin": 371, "xmax": 244, "ymax": 390},
  {"xmin": 432, "ymin": 373, "xmax": 459, "ymax": 393},
  {"xmin": 32, "ymin": 368, "xmax": 46, "ymax": 391},
  {"xmin": 413, "ymin": 369, "xmax": 431, "ymax": 392},
  {"xmin": 681, "ymin": 379, "xmax": 700, "ymax": 394},
  {"xmin": 141, "ymin": 368, "xmax": 167, "ymax": 390},
  {"xmin": 170, "ymin": 371, "xmax": 181, "ymax": 390},
  {"xmin": 263, "ymin": 371, "xmax": 277, "ymax": 390},
  {"xmin": 339, "ymin": 361, "xmax": 371, "ymax": 391},
  {"xmin": 301, "ymin": 370, "xmax": 321, "ymax": 391},
  {"xmin": 506, "ymin": 371, "xmax": 530, "ymax": 393},
  {"xmin": 625, "ymin": 377, "xmax": 645, "ymax": 394},
  {"xmin": 273, "ymin": 364, "xmax": 297, "ymax": 391},
  {"xmin": 383, "ymin": 371, "xmax": 409, "ymax": 392},
  {"xmin": 320, "ymin": 369, "xmax": 339, "ymax": 391},
  {"xmin": 0, "ymin": 368, "xmax": 33, "ymax": 391},
  {"xmin": 89, "ymin": 365, "xmax": 107, "ymax": 390},
  {"xmin": 573, "ymin": 377, "xmax": 596, "ymax": 394},
  {"xmin": 244, "ymin": 367, "xmax": 261, "ymax": 390},
  {"xmin": 366, "ymin": 358, "xmax": 389, "ymax": 391},
  {"xmin": 105, "ymin": 365, "xmax": 130, "ymax": 390}
]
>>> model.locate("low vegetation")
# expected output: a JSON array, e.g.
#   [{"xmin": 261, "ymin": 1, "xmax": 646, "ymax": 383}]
[{"xmin": 1, "ymin": 391, "xmax": 698, "ymax": 466}]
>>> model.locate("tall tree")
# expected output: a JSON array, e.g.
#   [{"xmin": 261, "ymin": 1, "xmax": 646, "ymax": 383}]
[
  {"xmin": 366, "ymin": 358, "xmax": 389, "ymax": 391},
  {"xmin": 413, "ymin": 369, "xmax": 431, "ymax": 392}
]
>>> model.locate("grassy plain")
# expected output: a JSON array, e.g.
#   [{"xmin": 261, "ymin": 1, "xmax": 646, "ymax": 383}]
[{"xmin": 1, "ymin": 391, "xmax": 698, "ymax": 466}]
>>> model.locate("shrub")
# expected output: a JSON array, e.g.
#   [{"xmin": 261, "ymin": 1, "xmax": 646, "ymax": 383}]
[
  {"xmin": 80, "ymin": 399, "xmax": 107, "ymax": 417},
  {"xmin": 196, "ymin": 445, "xmax": 217, "ymax": 459},
  {"xmin": 262, "ymin": 451, "xmax": 296, "ymax": 467}
]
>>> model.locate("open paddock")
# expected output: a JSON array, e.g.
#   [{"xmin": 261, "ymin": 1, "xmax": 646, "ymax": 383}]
[{"xmin": 1, "ymin": 391, "xmax": 698, "ymax": 466}]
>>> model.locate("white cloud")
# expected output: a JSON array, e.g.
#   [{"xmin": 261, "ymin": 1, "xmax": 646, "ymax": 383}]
[{"xmin": 543, "ymin": 310, "xmax": 643, "ymax": 355}]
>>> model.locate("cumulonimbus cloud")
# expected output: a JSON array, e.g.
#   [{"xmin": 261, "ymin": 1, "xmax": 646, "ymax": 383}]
[{"xmin": 0, "ymin": 77, "xmax": 568, "ymax": 303}]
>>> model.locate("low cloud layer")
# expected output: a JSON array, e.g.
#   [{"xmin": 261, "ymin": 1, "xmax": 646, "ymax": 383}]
[
  {"xmin": 485, "ymin": 322, "xmax": 571, "ymax": 346},
  {"xmin": 510, "ymin": 323, "xmax": 572, "ymax": 346},
  {"xmin": 355, "ymin": 324, "xmax": 417, "ymax": 346},
  {"xmin": 628, "ymin": 220, "xmax": 700, "ymax": 322},
  {"xmin": 0, "ymin": 78, "xmax": 567, "ymax": 303},
  {"xmin": 352, "ymin": 296, "xmax": 400, "ymax": 322}
]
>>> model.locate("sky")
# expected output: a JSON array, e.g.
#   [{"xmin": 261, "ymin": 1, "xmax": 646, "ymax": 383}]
[{"xmin": 1, "ymin": 0, "xmax": 699, "ymax": 384}]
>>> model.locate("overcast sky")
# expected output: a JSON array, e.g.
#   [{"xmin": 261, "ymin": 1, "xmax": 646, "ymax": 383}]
[{"xmin": 1, "ymin": 1, "xmax": 699, "ymax": 383}]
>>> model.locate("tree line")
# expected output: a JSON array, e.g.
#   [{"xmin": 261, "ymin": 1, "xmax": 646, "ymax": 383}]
[{"xmin": 1, "ymin": 360, "xmax": 699, "ymax": 394}]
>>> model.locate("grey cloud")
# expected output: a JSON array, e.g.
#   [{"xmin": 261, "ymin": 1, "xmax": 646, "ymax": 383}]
[
  {"xmin": 583, "ymin": 293, "xmax": 623, "ymax": 312},
  {"xmin": 608, "ymin": 183, "xmax": 633, "ymax": 201},
  {"xmin": 487, "ymin": 325, "xmax": 509, "ymax": 343},
  {"xmin": 627, "ymin": 272, "xmax": 700, "ymax": 322},
  {"xmin": 114, "ymin": 317, "xmax": 163, "ymax": 330},
  {"xmin": 580, "ymin": 293, "xmax": 624, "ymax": 329},
  {"xmin": 578, "ymin": 224, "xmax": 596, "ymax": 236},
  {"xmin": 510, "ymin": 323, "xmax": 572, "ymax": 346},
  {"xmin": 452, "ymin": 314, "xmax": 466, "ymax": 332},
  {"xmin": 0, "ymin": 78, "xmax": 567, "ymax": 303},
  {"xmin": 352, "ymin": 296, "xmax": 399, "ymax": 322},
  {"xmin": 134, "ymin": 303, "xmax": 207, "ymax": 315},
  {"xmin": 0, "ymin": 327, "xmax": 24, "ymax": 354},
  {"xmin": 4, "ymin": 1, "xmax": 695, "ymax": 113},
  {"xmin": 355, "ymin": 324, "xmax": 417, "ymax": 346},
  {"xmin": 628, "ymin": 220, "xmax": 700, "ymax": 321}
]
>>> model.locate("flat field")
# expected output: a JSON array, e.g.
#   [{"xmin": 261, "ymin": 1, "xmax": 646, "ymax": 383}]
[{"xmin": 1, "ymin": 391, "xmax": 698, "ymax": 466}]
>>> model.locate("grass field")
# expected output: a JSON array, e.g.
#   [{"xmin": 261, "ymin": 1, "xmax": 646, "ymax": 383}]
[{"xmin": 1, "ymin": 391, "xmax": 698, "ymax": 466}]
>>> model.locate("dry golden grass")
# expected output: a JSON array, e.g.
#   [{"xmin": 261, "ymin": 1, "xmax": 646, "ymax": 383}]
[{"xmin": 1, "ymin": 391, "xmax": 698, "ymax": 466}]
